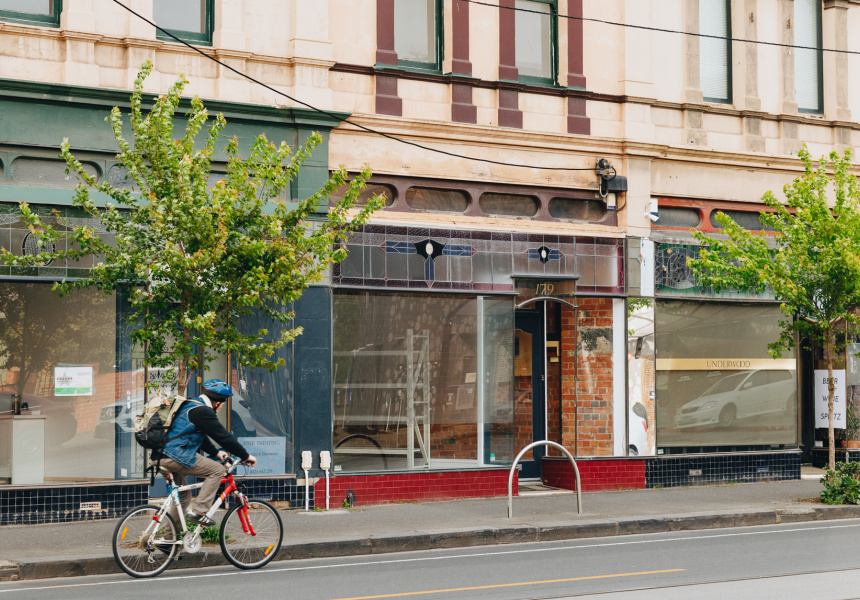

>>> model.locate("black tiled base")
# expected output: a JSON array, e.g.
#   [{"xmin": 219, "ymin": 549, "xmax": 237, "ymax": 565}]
[
  {"xmin": 234, "ymin": 478, "xmax": 311, "ymax": 508},
  {"xmin": 645, "ymin": 451, "xmax": 801, "ymax": 488},
  {"xmin": 0, "ymin": 483, "xmax": 149, "ymax": 526},
  {"xmin": 810, "ymin": 448, "xmax": 860, "ymax": 468}
]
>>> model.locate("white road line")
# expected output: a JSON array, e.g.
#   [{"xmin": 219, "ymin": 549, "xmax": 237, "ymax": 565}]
[{"xmin": 2, "ymin": 520, "xmax": 860, "ymax": 594}]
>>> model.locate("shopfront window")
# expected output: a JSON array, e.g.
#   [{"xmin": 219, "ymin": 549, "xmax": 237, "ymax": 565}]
[
  {"xmin": 332, "ymin": 291, "xmax": 514, "ymax": 472},
  {"xmin": 655, "ymin": 301, "xmax": 797, "ymax": 450},
  {"xmin": 0, "ymin": 282, "xmax": 144, "ymax": 485},
  {"xmin": 228, "ymin": 306, "xmax": 294, "ymax": 476}
]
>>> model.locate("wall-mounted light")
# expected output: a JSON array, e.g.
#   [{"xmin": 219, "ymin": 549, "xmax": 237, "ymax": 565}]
[{"xmin": 596, "ymin": 158, "xmax": 627, "ymax": 209}]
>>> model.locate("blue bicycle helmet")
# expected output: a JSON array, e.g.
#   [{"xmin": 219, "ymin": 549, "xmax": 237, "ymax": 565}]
[{"xmin": 202, "ymin": 379, "xmax": 233, "ymax": 402}]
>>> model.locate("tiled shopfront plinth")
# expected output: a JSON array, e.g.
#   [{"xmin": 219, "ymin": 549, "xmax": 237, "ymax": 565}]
[
  {"xmin": 645, "ymin": 451, "xmax": 801, "ymax": 488},
  {"xmin": 542, "ymin": 458, "xmax": 646, "ymax": 492},
  {"xmin": 0, "ymin": 482, "xmax": 148, "ymax": 525},
  {"xmin": 233, "ymin": 478, "xmax": 308, "ymax": 508},
  {"xmin": 320, "ymin": 469, "xmax": 514, "ymax": 507}
]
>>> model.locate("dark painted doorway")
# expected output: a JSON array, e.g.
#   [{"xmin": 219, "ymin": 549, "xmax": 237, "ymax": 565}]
[{"xmin": 514, "ymin": 307, "xmax": 546, "ymax": 479}]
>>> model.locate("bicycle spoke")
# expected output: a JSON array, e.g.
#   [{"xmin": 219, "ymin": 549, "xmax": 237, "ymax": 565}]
[
  {"xmin": 220, "ymin": 499, "xmax": 283, "ymax": 569},
  {"xmin": 112, "ymin": 505, "xmax": 178, "ymax": 578}
]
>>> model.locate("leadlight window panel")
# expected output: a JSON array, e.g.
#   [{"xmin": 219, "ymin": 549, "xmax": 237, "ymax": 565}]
[
  {"xmin": 394, "ymin": 0, "xmax": 439, "ymax": 68},
  {"xmin": 710, "ymin": 210, "xmax": 775, "ymax": 232},
  {"xmin": 794, "ymin": 0, "xmax": 822, "ymax": 114},
  {"xmin": 656, "ymin": 207, "xmax": 700, "ymax": 228},
  {"xmin": 330, "ymin": 183, "xmax": 395, "ymax": 208},
  {"xmin": 405, "ymin": 187, "xmax": 469, "ymax": 214},
  {"xmin": 547, "ymin": 197, "xmax": 605, "ymax": 221},
  {"xmin": 479, "ymin": 193, "xmax": 539, "ymax": 217},
  {"xmin": 699, "ymin": 0, "xmax": 731, "ymax": 103},
  {"xmin": 0, "ymin": 0, "xmax": 59, "ymax": 27},
  {"xmin": 154, "ymin": 0, "xmax": 212, "ymax": 45},
  {"xmin": 515, "ymin": 0, "xmax": 553, "ymax": 82}
]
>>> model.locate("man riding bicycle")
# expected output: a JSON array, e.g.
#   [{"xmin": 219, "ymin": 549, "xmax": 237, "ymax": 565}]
[{"xmin": 153, "ymin": 379, "xmax": 257, "ymax": 526}]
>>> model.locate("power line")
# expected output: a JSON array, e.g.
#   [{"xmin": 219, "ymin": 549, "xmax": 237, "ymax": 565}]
[
  {"xmin": 108, "ymin": 0, "xmax": 598, "ymax": 173},
  {"xmin": 465, "ymin": 0, "xmax": 860, "ymax": 57}
]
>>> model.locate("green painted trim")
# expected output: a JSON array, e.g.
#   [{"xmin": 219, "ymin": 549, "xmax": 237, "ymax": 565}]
[
  {"xmin": 515, "ymin": 0, "xmax": 559, "ymax": 86},
  {"xmin": 154, "ymin": 0, "xmax": 214, "ymax": 46},
  {"xmin": 0, "ymin": 78, "xmax": 351, "ymax": 129},
  {"xmin": 0, "ymin": 0, "xmax": 61, "ymax": 27}
]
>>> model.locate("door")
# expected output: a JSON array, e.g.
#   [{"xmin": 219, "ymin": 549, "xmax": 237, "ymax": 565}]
[{"xmin": 514, "ymin": 308, "xmax": 546, "ymax": 479}]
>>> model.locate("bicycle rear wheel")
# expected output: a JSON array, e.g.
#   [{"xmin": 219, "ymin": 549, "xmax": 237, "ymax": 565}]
[
  {"xmin": 219, "ymin": 499, "xmax": 283, "ymax": 569},
  {"xmin": 112, "ymin": 504, "xmax": 178, "ymax": 578}
]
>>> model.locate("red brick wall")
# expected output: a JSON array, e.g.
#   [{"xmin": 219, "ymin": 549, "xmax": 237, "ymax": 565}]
[
  {"xmin": 562, "ymin": 298, "xmax": 615, "ymax": 456},
  {"xmin": 322, "ymin": 469, "xmax": 517, "ymax": 507},
  {"xmin": 542, "ymin": 458, "xmax": 645, "ymax": 491}
]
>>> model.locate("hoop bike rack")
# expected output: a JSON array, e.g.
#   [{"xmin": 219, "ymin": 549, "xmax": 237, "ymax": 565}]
[{"xmin": 508, "ymin": 440, "xmax": 582, "ymax": 518}]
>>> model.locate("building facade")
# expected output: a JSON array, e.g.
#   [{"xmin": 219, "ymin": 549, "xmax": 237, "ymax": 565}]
[{"xmin": 1, "ymin": 0, "xmax": 859, "ymax": 523}]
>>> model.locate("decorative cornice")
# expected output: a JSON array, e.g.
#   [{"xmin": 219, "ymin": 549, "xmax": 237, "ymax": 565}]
[{"xmin": 0, "ymin": 77, "xmax": 350, "ymax": 129}]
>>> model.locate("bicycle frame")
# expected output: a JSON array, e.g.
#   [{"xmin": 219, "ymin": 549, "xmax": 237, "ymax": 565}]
[{"xmin": 138, "ymin": 459, "xmax": 255, "ymax": 552}]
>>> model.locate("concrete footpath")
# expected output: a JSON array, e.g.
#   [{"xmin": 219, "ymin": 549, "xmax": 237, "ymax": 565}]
[{"xmin": 0, "ymin": 469, "xmax": 850, "ymax": 582}]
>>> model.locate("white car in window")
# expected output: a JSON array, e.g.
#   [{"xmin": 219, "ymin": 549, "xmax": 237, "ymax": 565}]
[{"xmin": 674, "ymin": 370, "xmax": 796, "ymax": 429}]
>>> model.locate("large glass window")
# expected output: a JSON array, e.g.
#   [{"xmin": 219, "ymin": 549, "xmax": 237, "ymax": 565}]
[
  {"xmin": 0, "ymin": 282, "xmax": 144, "ymax": 485},
  {"xmin": 154, "ymin": 0, "xmax": 213, "ymax": 45},
  {"xmin": 627, "ymin": 300, "xmax": 655, "ymax": 456},
  {"xmin": 699, "ymin": 0, "xmax": 731, "ymax": 103},
  {"xmin": 332, "ymin": 291, "xmax": 514, "ymax": 472},
  {"xmin": 655, "ymin": 301, "xmax": 797, "ymax": 450},
  {"xmin": 0, "ymin": 0, "xmax": 60, "ymax": 27},
  {"xmin": 394, "ymin": 0, "xmax": 441, "ymax": 70},
  {"xmin": 515, "ymin": 0, "xmax": 556, "ymax": 83},
  {"xmin": 794, "ymin": 0, "xmax": 823, "ymax": 114}
]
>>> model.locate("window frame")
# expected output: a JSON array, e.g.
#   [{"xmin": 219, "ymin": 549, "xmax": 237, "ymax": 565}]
[
  {"xmin": 794, "ymin": 0, "xmax": 823, "ymax": 115},
  {"xmin": 699, "ymin": 0, "xmax": 732, "ymax": 104},
  {"xmin": 154, "ymin": 0, "xmax": 214, "ymax": 47},
  {"xmin": 514, "ymin": 0, "xmax": 559, "ymax": 87},
  {"xmin": 393, "ymin": 0, "xmax": 444, "ymax": 73},
  {"xmin": 0, "ymin": 0, "xmax": 61, "ymax": 28}
]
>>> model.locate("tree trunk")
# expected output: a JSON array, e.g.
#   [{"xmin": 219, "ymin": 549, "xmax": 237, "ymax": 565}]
[{"xmin": 826, "ymin": 329, "xmax": 836, "ymax": 471}]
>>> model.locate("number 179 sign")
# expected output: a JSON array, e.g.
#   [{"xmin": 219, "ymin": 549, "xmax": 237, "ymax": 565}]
[{"xmin": 815, "ymin": 370, "xmax": 846, "ymax": 429}]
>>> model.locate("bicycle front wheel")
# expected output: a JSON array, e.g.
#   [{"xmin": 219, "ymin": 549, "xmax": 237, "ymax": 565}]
[
  {"xmin": 112, "ymin": 504, "xmax": 178, "ymax": 578},
  {"xmin": 219, "ymin": 499, "xmax": 283, "ymax": 569}
]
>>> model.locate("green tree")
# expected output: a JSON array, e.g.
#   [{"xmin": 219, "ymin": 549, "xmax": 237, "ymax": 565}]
[
  {"xmin": 0, "ymin": 62, "xmax": 382, "ymax": 395},
  {"xmin": 688, "ymin": 147, "xmax": 860, "ymax": 470}
]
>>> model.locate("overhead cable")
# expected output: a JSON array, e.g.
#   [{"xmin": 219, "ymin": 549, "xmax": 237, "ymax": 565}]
[{"xmin": 108, "ymin": 0, "xmax": 598, "ymax": 172}]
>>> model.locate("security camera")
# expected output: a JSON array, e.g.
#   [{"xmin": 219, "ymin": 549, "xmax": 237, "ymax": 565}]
[{"xmin": 645, "ymin": 199, "xmax": 659, "ymax": 222}]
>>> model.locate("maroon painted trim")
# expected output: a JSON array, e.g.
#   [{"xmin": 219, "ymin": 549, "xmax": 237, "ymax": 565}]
[
  {"xmin": 452, "ymin": 82, "xmax": 477, "ymax": 124},
  {"xmin": 452, "ymin": 0, "xmax": 472, "ymax": 76},
  {"xmin": 376, "ymin": 0, "xmax": 397, "ymax": 66},
  {"xmin": 498, "ymin": 88, "xmax": 522, "ymax": 128},
  {"xmin": 498, "ymin": 0, "xmax": 518, "ymax": 81},
  {"xmin": 567, "ymin": 0, "xmax": 586, "ymax": 89},
  {"xmin": 567, "ymin": 97, "xmax": 590, "ymax": 135},
  {"xmin": 375, "ymin": 74, "xmax": 402, "ymax": 116}
]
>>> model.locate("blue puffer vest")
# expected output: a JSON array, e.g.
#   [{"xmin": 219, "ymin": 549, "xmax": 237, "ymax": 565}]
[{"xmin": 162, "ymin": 397, "xmax": 207, "ymax": 469}]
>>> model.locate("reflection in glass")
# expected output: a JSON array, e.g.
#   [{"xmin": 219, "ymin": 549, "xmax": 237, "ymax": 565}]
[
  {"xmin": 332, "ymin": 292, "xmax": 514, "ymax": 472},
  {"xmin": 483, "ymin": 298, "xmax": 515, "ymax": 464},
  {"xmin": 0, "ymin": 1, "xmax": 53, "ymax": 14},
  {"xmin": 0, "ymin": 283, "xmax": 143, "ymax": 485},
  {"xmin": 627, "ymin": 301, "xmax": 655, "ymax": 456},
  {"xmin": 394, "ymin": 0, "xmax": 437, "ymax": 65},
  {"xmin": 154, "ymin": 0, "xmax": 205, "ymax": 34},
  {"xmin": 655, "ymin": 301, "xmax": 797, "ymax": 448},
  {"xmin": 515, "ymin": 0, "xmax": 552, "ymax": 79},
  {"xmin": 230, "ymin": 305, "xmax": 294, "ymax": 476}
]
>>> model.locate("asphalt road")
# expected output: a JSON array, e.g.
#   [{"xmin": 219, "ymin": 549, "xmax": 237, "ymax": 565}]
[{"xmin": 3, "ymin": 519, "xmax": 860, "ymax": 600}]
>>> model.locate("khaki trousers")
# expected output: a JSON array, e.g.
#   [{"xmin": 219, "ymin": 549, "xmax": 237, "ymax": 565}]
[{"xmin": 158, "ymin": 456, "xmax": 226, "ymax": 522}]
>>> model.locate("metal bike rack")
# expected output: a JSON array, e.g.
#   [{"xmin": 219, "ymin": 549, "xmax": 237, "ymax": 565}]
[{"xmin": 508, "ymin": 440, "xmax": 582, "ymax": 518}]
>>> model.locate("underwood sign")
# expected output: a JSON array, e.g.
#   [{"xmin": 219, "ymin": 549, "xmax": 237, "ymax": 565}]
[{"xmin": 655, "ymin": 359, "xmax": 797, "ymax": 371}]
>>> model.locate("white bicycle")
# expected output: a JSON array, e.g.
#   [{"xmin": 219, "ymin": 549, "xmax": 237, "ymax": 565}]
[{"xmin": 112, "ymin": 456, "xmax": 283, "ymax": 578}]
